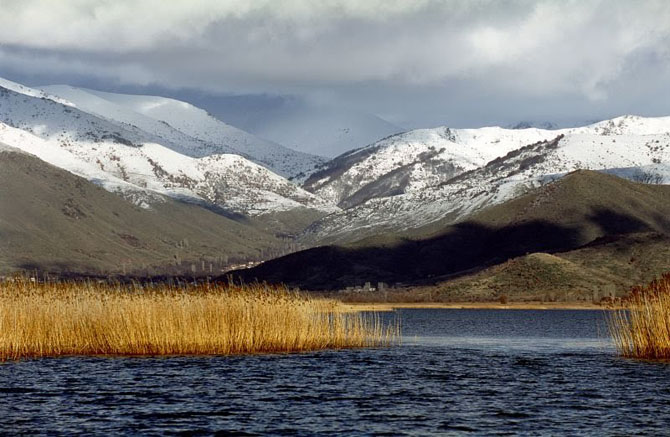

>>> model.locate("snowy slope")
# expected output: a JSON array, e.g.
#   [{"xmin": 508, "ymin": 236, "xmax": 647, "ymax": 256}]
[
  {"xmin": 0, "ymin": 77, "xmax": 73, "ymax": 106},
  {"xmin": 304, "ymin": 126, "xmax": 559, "ymax": 206},
  {"xmin": 585, "ymin": 115, "xmax": 670, "ymax": 136},
  {"xmin": 307, "ymin": 115, "xmax": 670, "ymax": 208},
  {"xmin": 0, "ymin": 122, "xmax": 165, "ymax": 208},
  {"xmin": 302, "ymin": 117, "xmax": 670, "ymax": 243},
  {"xmin": 41, "ymin": 86, "xmax": 326, "ymax": 179},
  {"xmin": 40, "ymin": 85, "xmax": 238, "ymax": 157},
  {"xmin": 603, "ymin": 163, "xmax": 670, "ymax": 184},
  {"xmin": 0, "ymin": 80, "xmax": 337, "ymax": 217}
]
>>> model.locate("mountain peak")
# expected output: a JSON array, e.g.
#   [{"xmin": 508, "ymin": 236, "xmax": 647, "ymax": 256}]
[
  {"xmin": 1, "ymin": 77, "xmax": 337, "ymax": 232},
  {"xmin": 40, "ymin": 84, "xmax": 326, "ymax": 178}
]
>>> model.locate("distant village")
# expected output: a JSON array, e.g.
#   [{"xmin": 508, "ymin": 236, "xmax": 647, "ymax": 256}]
[{"xmin": 343, "ymin": 282, "xmax": 391, "ymax": 293}]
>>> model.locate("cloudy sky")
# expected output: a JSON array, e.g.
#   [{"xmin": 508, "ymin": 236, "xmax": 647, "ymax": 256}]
[{"xmin": 1, "ymin": 0, "xmax": 669, "ymax": 129}]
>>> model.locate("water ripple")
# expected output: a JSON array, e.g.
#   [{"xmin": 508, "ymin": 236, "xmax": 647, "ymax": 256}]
[{"xmin": 1, "ymin": 309, "xmax": 669, "ymax": 435}]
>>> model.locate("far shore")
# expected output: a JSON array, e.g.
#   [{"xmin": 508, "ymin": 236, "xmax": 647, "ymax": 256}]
[{"xmin": 340, "ymin": 301, "xmax": 614, "ymax": 312}]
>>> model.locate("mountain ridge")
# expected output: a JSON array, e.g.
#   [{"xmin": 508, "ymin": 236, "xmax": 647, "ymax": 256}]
[
  {"xmin": 0, "ymin": 78, "xmax": 338, "ymax": 232},
  {"xmin": 300, "ymin": 115, "xmax": 670, "ymax": 243},
  {"xmin": 41, "ymin": 85, "xmax": 326, "ymax": 178},
  {"xmin": 233, "ymin": 170, "xmax": 670, "ymax": 290}
]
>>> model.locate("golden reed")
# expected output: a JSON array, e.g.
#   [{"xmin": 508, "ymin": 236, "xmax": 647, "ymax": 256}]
[
  {"xmin": 0, "ymin": 278, "xmax": 398, "ymax": 360},
  {"xmin": 608, "ymin": 273, "xmax": 670, "ymax": 359}
]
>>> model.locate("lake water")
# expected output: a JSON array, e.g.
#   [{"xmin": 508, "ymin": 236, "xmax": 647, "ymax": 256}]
[{"xmin": 3, "ymin": 309, "xmax": 670, "ymax": 435}]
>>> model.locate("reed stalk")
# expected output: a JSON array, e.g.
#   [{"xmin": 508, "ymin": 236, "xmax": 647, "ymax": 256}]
[
  {"xmin": 0, "ymin": 278, "xmax": 398, "ymax": 360},
  {"xmin": 608, "ymin": 273, "xmax": 670, "ymax": 359}
]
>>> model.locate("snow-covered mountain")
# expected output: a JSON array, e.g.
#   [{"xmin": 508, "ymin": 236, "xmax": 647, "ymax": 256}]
[
  {"xmin": 3, "ymin": 74, "xmax": 669, "ymax": 249},
  {"xmin": 302, "ymin": 115, "xmax": 670, "ymax": 243},
  {"xmin": 0, "ymin": 77, "xmax": 73, "ymax": 106},
  {"xmin": 0, "ymin": 78, "xmax": 337, "ymax": 220},
  {"xmin": 304, "ymin": 126, "xmax": 560, "ymax": 206},
  {"xmin": 40, "ymin": 85, "xmax": 325, "ymax": 179}
]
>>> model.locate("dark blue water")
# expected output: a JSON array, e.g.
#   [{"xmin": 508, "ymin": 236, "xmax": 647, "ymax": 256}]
[{"xmin": 3, "ymin": 309, "xmax": 670, "ymax": 435}]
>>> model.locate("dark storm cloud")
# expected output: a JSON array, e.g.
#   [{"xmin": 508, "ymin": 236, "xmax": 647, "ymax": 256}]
[{"xmin": 1, "ymin": 0, "xmax": 669, "ymax": 128}]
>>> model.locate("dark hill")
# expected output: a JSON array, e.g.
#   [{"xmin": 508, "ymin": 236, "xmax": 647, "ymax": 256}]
[
  {"xmin": 416, "ymin": 232, "xmax": 670, "ymax": 302},
  {"xmin": 232, "ymin": 170, "xmax": 670, "ymax": 290}
]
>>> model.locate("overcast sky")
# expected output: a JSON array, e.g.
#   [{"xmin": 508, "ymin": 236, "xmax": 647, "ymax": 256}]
[{"xmin": 1, "ymin": 0, "xmax": 669, "ymax": 128}]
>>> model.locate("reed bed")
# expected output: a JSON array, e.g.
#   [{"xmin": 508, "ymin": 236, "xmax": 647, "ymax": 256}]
[
  {"xmin": 0, "ymin": 278, "xmax": 398, "ymax": 360},
  {"xmin": 608, "ymin": 273, "xmax": 670, "ymax": 359}
]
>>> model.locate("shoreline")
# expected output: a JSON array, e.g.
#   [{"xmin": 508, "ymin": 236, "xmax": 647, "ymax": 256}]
[{"xmin": 341, "ymin": 302, "xmax": 612, "ymax": 311}]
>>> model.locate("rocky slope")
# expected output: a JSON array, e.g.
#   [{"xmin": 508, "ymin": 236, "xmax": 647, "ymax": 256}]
[{"xmin": 302, "ymin": 116, "xmax": 670, "ymax": 243}]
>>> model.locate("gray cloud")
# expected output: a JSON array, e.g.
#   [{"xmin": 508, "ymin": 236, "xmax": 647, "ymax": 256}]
[{"xmin": 1, "ymin": 0, "xmax": 669, "ymax": 128}]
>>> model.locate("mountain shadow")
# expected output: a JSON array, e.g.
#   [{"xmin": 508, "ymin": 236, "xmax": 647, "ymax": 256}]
[{"xmin": 231, "ymin": 170, "xmax": 670, "ymax": 290}]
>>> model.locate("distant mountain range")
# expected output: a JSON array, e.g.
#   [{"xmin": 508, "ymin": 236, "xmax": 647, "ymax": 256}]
[
  {"xmin": 0, "ymin": 78, "xmax": 337, "ymax": 230},
  {"xmin": 301, "ymin": 115, "xmax": 670, "ymax": 243},
  {"xmin": 0, "ymin": 75, "xmax": 668, "ymax": 288}
]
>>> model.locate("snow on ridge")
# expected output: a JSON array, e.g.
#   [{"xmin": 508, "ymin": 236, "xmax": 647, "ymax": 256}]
[
  {"xmin": 1, "ymin": 78, "xmax": 337, "ymax": 216},
  {"xmin": 582, "ymin": 114, "xmax": 670, "ymax": 136},
  {"xmin": 0, "ymin": 78, "xmax": 74, "ymax": 107},
  {"xmin": 5, "ymin": 75, "xmax": 670, "ymax": 241},
  {"xmin": 302, "ymin": 119, "xmax": 670, "ymax": 243},
  {"xmin": 308, "ymin": 114, "xmax": 670, "ymax": 208},
  {"xmin": 41, "ymin": 85, "xmax": 326, "ymax": 179},
  {"xmin": 307, "ymin": 125, "xmax": 558, "ymax": 205},
  {"xmin": 0, "ymin": 121, "xmax": 162, "ymax": 208}
]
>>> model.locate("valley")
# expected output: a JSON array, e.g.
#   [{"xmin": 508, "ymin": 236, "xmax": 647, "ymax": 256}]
[
  {"xmin": 3, "ymin": 3, "xmax": 670, "ymax": 435},
  {"xmin": 0, "ymin": 75, "xmax": 668, "ymax": 303}
]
